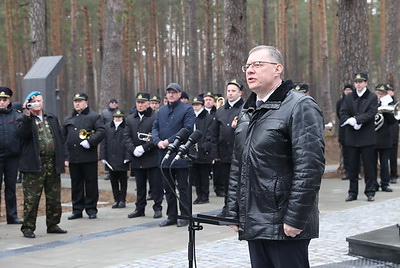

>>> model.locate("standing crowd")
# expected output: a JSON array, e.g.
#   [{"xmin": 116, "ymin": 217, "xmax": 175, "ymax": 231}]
[{"xmin": 0, "ymin": 44, "xmax": 397, "ymax": 267}]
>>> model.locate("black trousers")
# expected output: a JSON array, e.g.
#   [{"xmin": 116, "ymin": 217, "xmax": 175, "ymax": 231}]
[
  {"xmin": 213, "ymin": 161, "xmax": 231, "ymax": 195},
  {"xmin": 389, "ymin": 142, "xmax": 398, "ymax": 179},
  {"xmin": 109, "ymin": 170, "xmax": 128, "ymax": 203},
  {"xmin": 0, "ymin": 156, "xmax": 20, "ymax": 222},
  {"xmin": 248, "ymin": 239, "xmax": 311, "ymax": 268},
  {"xmin": 69, "ymin": 162, "xmax": 99, "ymax": 215},
  {"xmin": 347, "ymin": 145, "xmax": 376, "ymax": 197},
  {"xmin": 190, "ymin": 163, "xmax": 211, "ymax": 200},
  {"xmin": 375, "ymin": 148, "xmax": 391, "ymax": 188},
  {"xmin": 341, "ymin": 143, "xmax": 351, "ymax": 178},
  {"xmin": 161, "ymin": 168, "xmax": 189, "ymax": 220},
  {"xmin": 133, "ymin": 167, "xmax": 163, "ymax": 212}
]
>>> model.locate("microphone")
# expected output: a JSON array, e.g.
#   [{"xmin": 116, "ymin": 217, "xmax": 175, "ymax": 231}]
[
  {"xmin": 162, "ymin": 128, "xmax": 190, "ymax": 161},
  {"xmin": 173, "ymin": 130, "xmax": 203, "ymax": 161}
]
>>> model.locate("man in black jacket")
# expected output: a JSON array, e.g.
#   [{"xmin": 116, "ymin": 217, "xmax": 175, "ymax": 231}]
[
  {"xmin": 0, "ymin": 87, "xmax": 23, "ymax": 225},
  {"xmin": 63, "ymin": 93, "xmax": 105, "ymax": 220},
  {"xmin": 340, "ymin": 73, "xmax": 378, "ymax": 202},
  {"xmin": 227, "ymin": 45, "xmax": 325, "ymax": 267},
  {"xmin": 214, "ymin": 79, "xmax": 244, "ymax": 215},
  {"xmin": 124, "ymin": 93, "xmax": 163, "ymax": 219},
  {"xmin": 17, "ymin": 91, "xmax": 67, "ymax": 238},
  {"xmin": 190, "ymin": 96, "xmax": 217, "ymax": 204}
]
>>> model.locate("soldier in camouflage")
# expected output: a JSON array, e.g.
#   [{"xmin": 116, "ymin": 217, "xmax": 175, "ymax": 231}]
[{"xmin": 16, "ymin": 91, "xmax": 67, "ymax": 238}]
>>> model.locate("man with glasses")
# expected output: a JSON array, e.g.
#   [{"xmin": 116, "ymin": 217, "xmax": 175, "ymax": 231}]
[
  {"xmin": 152, "ymin": 83, "xmax": 195, "ymax": 227},
  {"xmin": 227, "ymin": 45, "xmax": 325, "ymax": 267}
]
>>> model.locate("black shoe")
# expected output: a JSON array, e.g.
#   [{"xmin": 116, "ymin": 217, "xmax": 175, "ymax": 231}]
[
  {"xmin": 112, "ymin": 202, "xmax": 119, "ymax": 209},
  {"xmin": 127, "ymin": 210, "xmax": 145, "ymax": 218},
  {"xmin": 154, "ymin": 210, "xmax": 162, "ymax": 219},
  {"xmin": 215, "ymin": 192, "xmax": 225, "ymax": 197},
  {"xmin": 375, "ymin": 186, "xmax": 380, "ymax": 191},
  {"xmin": 7, "ymin": 218, "xmax": 23, "ymax": 224},
  {"xmin": 345, "ymin": 195, "xmax": 357, "ymax": 202},
  {"xmin": 88, "ymin": 213, "xmax": 97, "ymax": 219},
  {"xmin": 381, "ymin": 186, "xmax": 393, "ymax": 192},
  {"xmin": 47, "ymin": 225, "xmax": 67, "ymax": 234},
  {"xmin": 197, "ymin": 198, "xmax": 210, "ymax": 204},
  {"xmin": 341, "ymin": 176, "xmax": 349, "ymax": 180},
  {"xmin": 367, "ymin": 196, "xmax": 375, "ymax": 202},
  {"xmin": 159, "ymin": 218, "xmax": 177, "ymax": 227},
  {"xmin": 68, "ymin": 213, "xmax": 82, "ymax": 220},
  {"xmin": 193, "ymin": 197, "xmax": 201, "ymax": 204},
  {"xmin": 118, "ymin": 201, "xmax": 126, "ymax": 208},
  {"xmin": 177, "ymin": 219, "xmax": 189, "ymax": 227},
  {"xmin": 23, "ymin": 231, "xmax": 36, "ymax": 238}
]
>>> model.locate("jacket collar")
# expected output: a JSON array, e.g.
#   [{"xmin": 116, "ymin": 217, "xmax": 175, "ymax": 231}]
[
  {"xmin": 243, "ymin": 80, "xmax": 294, "ymax": 110},
  {"xmin": 197, "ymin": 109, "xmax": 208, "ymax": 119},
  {"xmin": 352, "ymin": 88, "xmax": 371, "ymax": 100},
  {"xmin": 110, "ymin": 119, "xmax": 126, "ymax": 129},
  {"xmin": 223, "ymin": 98, "xmax": 244, "ymax": 109}
]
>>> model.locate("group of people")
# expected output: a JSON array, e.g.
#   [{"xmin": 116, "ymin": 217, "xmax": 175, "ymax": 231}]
[
  {"xmin": 337, "ymin": 73, "xmax": 398, "ymax": 203},
  {"xmin": 8, "ymin": 44, "xmax": 378, "ymax": 267}
]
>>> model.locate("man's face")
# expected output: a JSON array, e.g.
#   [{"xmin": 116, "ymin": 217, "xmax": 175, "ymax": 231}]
[
  {"xmin": 73, "ymin": 99, "xmax": 88, "ymax": 113},
  {"xmin": 354, "ymin": 81, "xmax": 368, "ymax": 93},
  {"xmin": 136, "ymin": 100, "xmax": 150, "ymax": 112},
  {"xmin": 181, "ymin": 98, "xmax": 189, "ymax": 104},
  {"xmin": 192, "ymin": 103, "xmax": 203, "ymax": 112},
  {"xmin": 344, "ymin": 88, "xmax": 353, "ymax": 96},
  {"xmin": 245, "ymin": 49, "xmax": 282, "ymax": 94},
  {"xmin": 150, "ymin": 101, "xmax": 160, "ymax": 110},
  {"xmin": 375, "ymin": 90, "xmax": 386, "ymax": 101},
  {"xmin": 166, "ymin": 90, "xmax": 181, "ymax": 104},
  {"xmin": 0, "ymin": 97, "xmax": 10, "ymax": 109},
  {"xmin": 28, "ymin": 94, "xmax": 44, "ymax": 112},
  {"xmin": 203, "ymin": 96, "xmax": 215, "ymax": 109},
  {"xmin": 226, "ymin": 85, "xmax": 242, "ymax": 102},
  {"xmin": 387, "ymin": 89, "xmax": 395, "ymax": 97},
  {"xmin": 109, "ymin": 101, "xmax": 118, "ymax": 109},
  {"xmin": 113, "ymin": 116, "xmax": 123, "ymax": 122}
]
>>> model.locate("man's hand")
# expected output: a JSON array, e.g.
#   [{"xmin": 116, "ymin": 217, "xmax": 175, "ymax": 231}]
[
  {"xmin": 283, "ymin": 223, "xmax": 303, "ymax": 238},
  {"xmin": 341, "ymin": 117, "xmax": 357, "ymax": 127},
  {"xmin": 157, "ymin": 139, "xmax": 169, "ymax": 149},
  {"xmin": 229, "ymin": 225, "xmax": 239, "ymax": 232}
]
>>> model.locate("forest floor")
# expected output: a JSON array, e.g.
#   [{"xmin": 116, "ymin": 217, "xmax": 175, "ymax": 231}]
[{"xmin": 1, "ymin": 134, "xmax": 342, "ymax": 223}]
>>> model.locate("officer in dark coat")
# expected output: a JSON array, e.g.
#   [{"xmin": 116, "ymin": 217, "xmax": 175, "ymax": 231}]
[
  {"xmin": 340, "ymin": 73, "xmax": 378, "ymax": 202},
  {"xmin": 63, "ymin": 93, "xmax": 105, "ymax": 220},
  {"xmin": 203, "ymin": 91, "xmax": 217, "ymax": 115},
  {"xmin": 336, "ymin": 84, "xmax": 354, "ymax": 180},
  {"xmin": 100, "ymin": 109, "xmax": 130, "ymax": 209},
  {"xmin": 17, "ymin": 91, "xmax": 67, "ymax": 238},
  {"xmin": 152, "ymin": 83, "xmax": 195, "ymax": 227},
  {"xmin": 0, "ymin": 87, "xmax": 23, "ymax": 224},
  {"xmin": 386, "ymin": 83, "xmax": 399, "ymax": 184},
  {"xmin": 374, "ymin": 84, "xmax": 396, "ymax": 192},
  {"xmin": 190, "ymin": 96, "xmax": 217, "ymax": 204},
  {"xmin": 125, "ymin": 93, "xmax": 163, "ymax": 219},
  {"xmin": 214, "ymin": 79, "xmax": 244, "ymax": 215}
]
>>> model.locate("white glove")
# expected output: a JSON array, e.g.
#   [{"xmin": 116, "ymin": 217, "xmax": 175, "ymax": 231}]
[
  {"xmin": 80, "ymin": 140, "xmax": 90, "ymax": 149},
  {"xmin": 345, "ymin": 117, "xmax": 357, "ymax": 127},
  {"xmin": 133, "ymin": 145, "xmax": 145, "ymax": 157},
  {"xmin": 101, "ymin": 159, "xmax": 107, "ymax": 164},
  {"xmin": 124, "ymin": 159, "xmax": 130, "ymax": 164},
  {"xmin": 353, "ymin": 124, "xmax": 362, "ymax": 130}
]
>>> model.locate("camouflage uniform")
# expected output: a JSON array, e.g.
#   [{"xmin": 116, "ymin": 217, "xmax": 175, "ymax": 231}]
[{"xmin": 20, "ymin": 116, "xmax": 62, "ymax": 233}]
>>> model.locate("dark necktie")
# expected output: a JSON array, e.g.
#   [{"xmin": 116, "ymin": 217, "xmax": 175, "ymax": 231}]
[{"xmin": 256, "ymin": 100, "xmax": 264, "ymax": 108}]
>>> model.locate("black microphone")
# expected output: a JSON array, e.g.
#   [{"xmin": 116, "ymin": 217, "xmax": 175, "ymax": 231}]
[
  {"xmin": 162, "ymin": 128, "xmax": 190, "ymax": 161},
  {"xmin": 173, "ymin": 130, "xmax": 203, "ymax": 161}
]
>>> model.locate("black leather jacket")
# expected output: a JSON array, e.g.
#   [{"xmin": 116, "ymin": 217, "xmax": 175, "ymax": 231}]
[{"xmin": 227, "ymin": 80, "xmax": 325, "ymax": 241}]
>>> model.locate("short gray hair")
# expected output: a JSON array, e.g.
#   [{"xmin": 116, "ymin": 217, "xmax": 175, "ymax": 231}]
[{"xmin": 248, "ymin": 45, "xmax": 285, "ymax": 78}]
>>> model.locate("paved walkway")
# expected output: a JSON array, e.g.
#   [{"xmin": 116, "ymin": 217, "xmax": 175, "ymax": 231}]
[{"xmin": 0, "ymin": 165, "xmax": 399, "ymax": 267}]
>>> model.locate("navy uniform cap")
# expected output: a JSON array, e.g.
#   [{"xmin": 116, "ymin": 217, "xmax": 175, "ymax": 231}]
[
  {"xmin": 73, "ymin": 93, "xmax": 88, "ymax": 101},
  {"xmin": 0, "ymin": 87, "xmax": 13, "ymax": 98},
  {"xmin": 354, "ymin": 73, "xmax": 368, "ymax": 82},
  {"xmin": 136, "ymin": 92, "xmax": 150, "ymax": 101}
]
